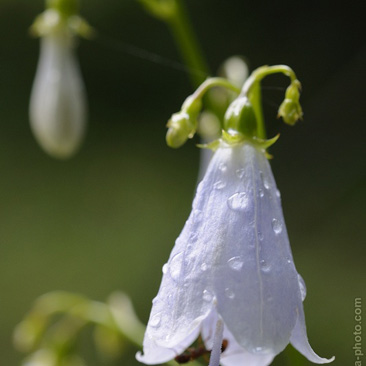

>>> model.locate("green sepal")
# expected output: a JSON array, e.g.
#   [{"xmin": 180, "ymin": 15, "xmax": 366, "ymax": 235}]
[
  {"xmin": 196, "ymin": 139, "xmax": 220, "ymax": 151},
  {"xmin": 222, "ymin": 129, "xmax": 280, "ymax": 151},
  {"xmin": 30, "ymin": 2, "xmax": 94, "ymax": 39}
]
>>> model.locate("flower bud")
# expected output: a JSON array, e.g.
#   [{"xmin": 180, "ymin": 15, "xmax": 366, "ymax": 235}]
[
  {"xmin": 278, "ymin": 79, "xmax": 303, "ymax": 125},
  {"xmin": 224, "ymin": 96, "xmax": 257, "ymax": 137},
  {"xmin": 166, "ymin": 95, "xmax": 202, "ymax": 148},
  {"xmin": 166, "ymin": 112, "xmax": 194, "ymax": 148},
  {"xmin": 29, "ymin": 31, "xmax": 87, "ymax": 159}
]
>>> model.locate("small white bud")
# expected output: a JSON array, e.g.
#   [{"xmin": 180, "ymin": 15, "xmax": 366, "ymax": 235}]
[{"xmin": 30, "ymin": 31, "xmax": 87, "ymax": 159}]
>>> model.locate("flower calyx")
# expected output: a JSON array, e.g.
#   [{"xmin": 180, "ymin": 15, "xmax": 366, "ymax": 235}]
[
  {"xmin": 278, "ymin": 79, "xmax": 303, "ymax": 125},
  {"xmin": 31, "ymin": 0, "xmax": 94, "ymax": 39}
]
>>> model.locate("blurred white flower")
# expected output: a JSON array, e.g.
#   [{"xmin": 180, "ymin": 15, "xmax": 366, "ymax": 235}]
[
  {"xmin": 137, "ymin": 141, "xmax": 334, "ymax": 366},
  {"xmin": 30, "ymin": 29, "xmax": 87, "ymax": 159}
]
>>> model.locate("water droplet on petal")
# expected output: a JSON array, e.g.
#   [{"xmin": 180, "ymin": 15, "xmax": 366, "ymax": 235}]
[
  {"xmin": 150, "ymin": 313, "xmax": 161, "ymax": 327},
  {"xmin": 298, "ymin": 274, "xmax": 307, "ymax": 301},
  {"xmin": 276, "ymin": 189, "xmax": 281, "ymax": 198},
  {"xmin": 287, "ymin": 258, "xmax": 292, "ymax": 264},
  {"xmin": 259, "ymin": 189, "xmax": 264, "ymax": 198},
  {"xmin": 202, "ymin": 290, "xmax": 213, "ymax": 302},
  {"xmin": 258, "ymin": 231, "xmax": 264, "ymax": 241},
  {"xmin": 192, "ymin": 209, "xmax": 203, "ymax": 223},
  {"xmin": 271, "ymin": 218, "xmax": 283, "ymax": 234},
  {"xmin": 219, "ymin": 163, "xmax": 227, "ymax": 173},
  {"xmin": 225, "ymin": 288, "xmax": 235, "ymax": 299},
  {"xmin": 162, "ymin": 263, "xmax": 168, "ymax": 274},
  {"xmin": 236, "ymin": 168, "xmax": 245, "ymax": 179},
  {"xmin": 169, "ymin": 252, "xmax": 183, "ymax": 281},
  {"xmin": 228, "ymin": 256, "xmax": 244, "ymax": 271},
  {"xmin": 201, "ymin": 263, "xmax": 208, "ymax": 271},
  {"xmin": 260, "ymin": 259, "xmax": 271, "ymax": 272},
  {"xmin": 213, "ymin": 180, "xmax": 226, "ymax": 190},
  {"xmin": 227, "ymin": 192, "xmax": 248, "ymax": 211},
  {"xmin": 263, "ymin": 178, "xmax": 270, "ymax": 190},
  {"xmin": 189, "ymin": 231, "xmax": 198, "ymax": 242},
  {"xmin": 252, "ymin": 346, "xmax": 269, "ymax": 354}
]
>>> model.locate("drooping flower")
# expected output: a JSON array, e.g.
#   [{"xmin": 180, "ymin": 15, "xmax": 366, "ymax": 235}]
[
  {"xmin": 137, "ymin": 139, "xmax": 334, "ymax": 366},
  {"xmin": 29, "ymin": 1, "xmax": 92, "ymax": 159}
]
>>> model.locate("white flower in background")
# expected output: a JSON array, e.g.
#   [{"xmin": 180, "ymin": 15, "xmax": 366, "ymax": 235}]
[
  {"xmin": 137, "ymin": 140, "xmax": 334, "ymax": 366},
  {"xmin": 29, "ymin": 2, "xmax": 92, "ymax": 159}
]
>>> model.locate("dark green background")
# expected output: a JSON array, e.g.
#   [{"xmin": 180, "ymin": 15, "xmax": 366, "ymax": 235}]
[{"xmin": 0, "ymin": 0, "xmax": 365, "ymax": 365}]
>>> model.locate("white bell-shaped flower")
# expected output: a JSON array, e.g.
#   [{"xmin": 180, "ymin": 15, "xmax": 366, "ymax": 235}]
[
  {"xmin": 30, "ymin": 30, "xmax": 87, "ymax": 159},
  {"xmin": 137, "ymin": 141, "xmax": 334, "ymax": 366}
]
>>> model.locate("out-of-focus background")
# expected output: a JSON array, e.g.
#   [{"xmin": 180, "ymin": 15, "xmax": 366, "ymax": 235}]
[{"xmin": 0, "ymin": 0, "xmax": 365, "ymax": 365}]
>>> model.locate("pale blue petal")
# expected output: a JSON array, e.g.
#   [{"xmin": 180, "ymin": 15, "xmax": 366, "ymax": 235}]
[
  {"xmin": 192, "ymin": 143, "xmax": 299, "ymax": 354},
  {"xmin": 290, "ymin": 304, "xmax": 335, "ymax": 364}
]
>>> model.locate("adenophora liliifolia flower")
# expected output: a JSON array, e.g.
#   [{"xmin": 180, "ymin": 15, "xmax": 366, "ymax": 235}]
[
  {"xmin": 138, "ymin": 66, "xmax": 334, "ymax": 366},
  {"xmin": 29, "ymin": 0, "xmax": 93, "ymax": 159}
]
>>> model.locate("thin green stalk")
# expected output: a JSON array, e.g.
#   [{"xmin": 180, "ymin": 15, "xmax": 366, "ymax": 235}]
[
  {"xmin": 249, "ymin": 81, "xmax": 266, "ymax": 139},
  {"xmin": 166, "ymin": 0, "xmax": 209, "ymax": 87}
]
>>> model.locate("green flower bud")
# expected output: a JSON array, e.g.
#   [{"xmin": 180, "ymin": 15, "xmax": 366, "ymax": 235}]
[
  {"xmin": 224, "ymin": 96, "xmax": 257, "ymax": 138},
  {"xmin": 278, "ymin": 79, "xmax": 303, "ymax": 125},
  {"xmin": 278, "ymin": 99, "xmax": 303, "ymax": 125},
  {"xmin": 166, "ymin": 112, "xmax": 195, "ymax": 148},
  {"xmin": 166, "ymin": 95, "xmax": 202, "ymax": 148}
]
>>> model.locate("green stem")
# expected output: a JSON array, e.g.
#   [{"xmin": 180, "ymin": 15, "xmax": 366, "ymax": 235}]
[
  {"xmin": 166, "ymin": 0, "xmax": 210, "ymax": 87},
  {"xmin": 249, "ymin": 82, "xmax": 266, "ymax": 139},
  {"xmin": 191, "ymin": 77, "xmax": 241, "ymax": 101},
  {"xmin": 241, "ymin": 65, "xmax": 298, "ymax": 139}
]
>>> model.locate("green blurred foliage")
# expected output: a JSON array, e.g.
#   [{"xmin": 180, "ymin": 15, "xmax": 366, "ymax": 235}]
[{"xmin": 0, "ymin": 0, "xmax": 365, "ymax": 365}]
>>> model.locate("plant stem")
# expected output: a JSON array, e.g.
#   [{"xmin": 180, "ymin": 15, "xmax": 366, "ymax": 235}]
[{"xmin": 167, "ymin": 0, "xmax": 210, "ymax": 87}]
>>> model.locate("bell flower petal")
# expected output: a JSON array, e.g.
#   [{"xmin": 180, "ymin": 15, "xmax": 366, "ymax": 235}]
[
  {"xmin": 138, "ymin": 141, "xmax": 334, "ymax": 365},
  {"xmin": 29, "ymin": 31, "xmax": 87, "ymax": 159}
]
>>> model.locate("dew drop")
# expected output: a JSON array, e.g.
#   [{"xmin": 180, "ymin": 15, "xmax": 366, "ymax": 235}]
[
  {"xmin": 263, "ymin": 177, "xmax": 270, "ymax": 190},
  {"xmin": 276, "ymin": 189, "xmax": 281, "ymax": 198},
  {"xmin": 213, "ymin": 180, "xmax": 226, "ymax": 190},
  {"xmin": 162, "ymin": 263, "xmax": 168, "ymax": 274},
  {"xmin": 259, "ymin": 189, "xmax": 264, "ymax": 198},
  {"xmin": 271, "ymin": 218, "xmax": 283, "ymax": 234},
  {"xmin": 260, "ymin": 259, "xmax": 270, "ymax": 272},
  {"xmin": 150, "ymin": 313, "xmax": 161, "ymax": 327},
  {"xmin": 225, "ymin": 288, "xmax": 235, "ymax": 299},
  {"xmin": 228, "ymin": 256, "xmax": 244, "ymax": 271},
  {"xmin": 169, "ymin": 252, "xmax": 183, "ymax": 281},
  {"xmin": 200, "ymin": 263, "xmax": 208, "ymax": 272},
  {"xmin": 167, "ymin": 294, "xmax": 173, "ymax": 306},
  {"xmin": 298, "ymin": 274, "xmax": 307, "ymax": 301},
  {"xmin": 287, "ymin": 258, "xmax": 292, "ymax": 264},
  {"xmin": 202, "ymin": 289, "xmax": 213, "ymax": 302},
  {"xmin": 236, "ymin": 168, "xmax": 245, "ymax": 179},
  {"xmin": 252, "ymin": 346, "xmax": 269, "ymax": 354},
  {"xmin": 192, "ymin": 209, "xmax": 203, "ymax": 223},
  {"xmin": 189, "ymin": 232, "xmax": 198, "ymax": 243},
  {"xmin": 227, "ymin": 192, "xmax": 248, "ymax": 211},
  {"xmin": 219, "ymin": 163, "xmax": 227, "ymax": 173},
  {"xmin": 258, "ymin": 231, "xmax": 264, "ymax": 241}
]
